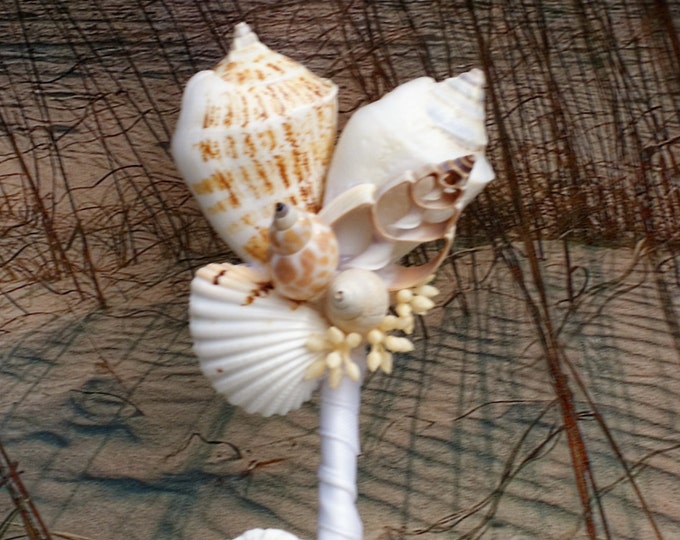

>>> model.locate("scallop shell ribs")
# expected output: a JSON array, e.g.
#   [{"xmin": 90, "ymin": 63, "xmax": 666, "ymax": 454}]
[{"xmin": 190, "ymin": 262, "xmax": 328, "ymax": 416}]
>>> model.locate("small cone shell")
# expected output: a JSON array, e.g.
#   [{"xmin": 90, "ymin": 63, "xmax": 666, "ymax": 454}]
[
  {"xmin": 268, "ymin": 204, "xmax": 339, "ymax": 301},
  {"xmin": 172, "ymin": 22, "xmax": 338, "ymax": 263}
]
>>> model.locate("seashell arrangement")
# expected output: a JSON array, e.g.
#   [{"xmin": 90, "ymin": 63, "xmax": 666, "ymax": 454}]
[
  {"xmin": 174, "ymin": 22, "xmax": 494, "ymax": 414},
  {"xmin": 172, "ymin": 21, "xmax": 494, "ymax": 540}
]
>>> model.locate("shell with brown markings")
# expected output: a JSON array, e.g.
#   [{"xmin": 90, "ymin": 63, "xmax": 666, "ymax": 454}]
[
  {"xmin": 268, "ymin": 202, "xmax": 339, "ymax": 301},
  {"xmin": 190, "ymin": 262, "xmax": 328, "ymax": 416},
  {"xmin": 172, "ymin": 22, "xmax": 338, "ymax": 264}
]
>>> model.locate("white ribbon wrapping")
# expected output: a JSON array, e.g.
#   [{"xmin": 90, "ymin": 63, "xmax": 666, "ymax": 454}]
[{"xmin": 316, "ymin": 350, "xmax": 364, "ymax": 540}]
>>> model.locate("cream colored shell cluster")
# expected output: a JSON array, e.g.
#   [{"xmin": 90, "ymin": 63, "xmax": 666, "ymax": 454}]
[{"xmin": 173, "ymin": 22, "xmax": 495, "ymax": 416}]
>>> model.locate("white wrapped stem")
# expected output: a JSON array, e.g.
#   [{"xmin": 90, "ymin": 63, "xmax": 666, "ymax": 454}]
[{"xmin": 317, "ymin": 349, "xmax": 364, "ymax": 540}]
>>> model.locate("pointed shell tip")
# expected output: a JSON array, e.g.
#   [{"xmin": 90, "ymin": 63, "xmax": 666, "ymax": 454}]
[
  {"xmin": 467, "ymin": 67, "xmax": 486, "ymax": 87},
  {"xmin": 232, "ymin": 22, "xmax": 259, "ymax": 49}
]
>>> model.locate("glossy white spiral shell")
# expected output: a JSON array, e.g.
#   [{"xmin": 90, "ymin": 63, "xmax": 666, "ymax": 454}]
[
  {"xmin": 268, "ymin": 203, "xmax": 339, "ymax": 301},
  {"xmin": 324, "ymin": 268, "xmax": 390, "ymax": 334},
  {"xmin": 189, "ymin": 262, "xmax": 327, "ymax": 416},
  {"xmin": 318, "ymin": 69, "xmax": 495, "ymax": 289},
  {"xmin": 172, "ymin": 22, "xmax": 338, "ymax": 263},
  {"xmin": 323, "ymin": 69, "xmax": 493, "ymax": 205}
]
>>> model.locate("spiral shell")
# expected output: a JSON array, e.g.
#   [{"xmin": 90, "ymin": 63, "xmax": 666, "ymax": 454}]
[
  {"xmin": 189, "ymin": 262, "xmax": 327, "ymax": 416},
  {"xmin": 268, "ymin": 203, "xmax": 339, "ymax": 301},
  {"xmin": 323, "ymin": 69, "xmax": 493, "ymax": 206},
  {"xmin": 172, "ymin": 22, "xmax": 338, "ymax": 263},
  {"xmin": 320, "ymin": 156, "xmax": 474, "ymax": 290},
  {"xmin": 317, "ymin": 69, "xmax": 494, "ymax": 289},
  {"xmin": 324, "ymin": 268, "xmax": 390, "ymax": 334}
]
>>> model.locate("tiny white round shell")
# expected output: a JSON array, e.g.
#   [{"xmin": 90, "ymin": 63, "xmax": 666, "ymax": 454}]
[
  {"xmin": 324, "ymin": 268, "xmax": 389, "ymax": 334},
  {"xmin": 232, "ymin": 529, "xmax": 301, "ymax": 540}
]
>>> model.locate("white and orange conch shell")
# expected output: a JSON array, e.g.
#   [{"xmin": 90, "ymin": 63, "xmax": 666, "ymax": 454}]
[
  {"xmin": 268, "ymin": 203, "xmax": 339, "ymax": 301},
  {"xmin": 171, "ymin": 22, "xmax": 337, "ymax": 264}
]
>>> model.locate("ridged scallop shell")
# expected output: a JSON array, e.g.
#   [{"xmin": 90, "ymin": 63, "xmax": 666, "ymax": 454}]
[
  {"xmin": 172, "ymin": 22, "xmax": 338, "ymax": 263},
  {"xmin": 233, "ymin": 530, "xmax": 301, "ymax": 540},
  {"xmin": 268, "ymin": 203, "xmax": 339, "ymax": 301},
  {"xmin": 323, "ymin": 69, "xmax": 493, "ymax": 206},
  {"xmin": 189, "ymin": 262, "xmax": 327, "ymax": 416}
]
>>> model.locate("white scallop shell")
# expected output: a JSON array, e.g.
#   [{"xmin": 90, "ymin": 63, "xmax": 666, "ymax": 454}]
[
  {"xmin": 190, "ymin": 262, "xmax": 327, "ymax": 416},
  {"xmin": 232, "ymin": 529, "xmax": 301, "ymax": 540},
  {"xmin": 172, "ymin": 22, "xmax": 338, "ymax": 263}
]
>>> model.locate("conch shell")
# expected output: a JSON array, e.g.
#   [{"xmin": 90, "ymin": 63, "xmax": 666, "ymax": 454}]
[
  {"xmin": 320, "ymin": 155, "xmax": 476, "ymax": 290},
  {"xmin": 323, "ymin": 69, "xmax": 493, "ymax": 204},
  {"xmin": 172, "ymin": 22, "xmax": 338, "ymax": 264},
  {"xmin": 190, "ymin": 263, "xmax": 327, "ymax": 416},
  {"xmin": 319, "ymin": 69, "xmax": 495, "ymax": 289}
]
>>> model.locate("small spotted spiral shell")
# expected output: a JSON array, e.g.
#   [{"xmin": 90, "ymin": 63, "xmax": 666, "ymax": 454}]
[{"xmin": 268, "ymin": 203, "xmax": 339, "ymax": 301}]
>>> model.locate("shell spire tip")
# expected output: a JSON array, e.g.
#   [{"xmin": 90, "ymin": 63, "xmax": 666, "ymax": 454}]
[
  {"xmin": 232, "ymin": 22, "xmax": 259, "ymax": 49},
  {"xmin": 465, "ymin": 67, "xmax": 486, "ymax": 87}
]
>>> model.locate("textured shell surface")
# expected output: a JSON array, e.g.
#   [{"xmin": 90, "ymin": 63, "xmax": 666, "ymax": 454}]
[
  {"xmin": 320, "ymin": 156, "xmax": 475, "ymax": 289},
  {"xmin": 172, "ymin": 22, "xmax": 338, "ymax": 264},
  {"xmin": 268, "ymin": 203, "xmax": 339, "ymax": 301},
  {"xmin": 324, "ymin": 268, "xmax": 390, "ymax": 334},
  {"xmin": 323, "ymin": 69, "xmax": 494, "ymax": 207},
  {"xmin": 190, "ymin": 262, "xmax": 328, "ymax": 416},
  {"xmin": 317, "ymin": 68, "xmax": 495, "ymax": 288}
]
